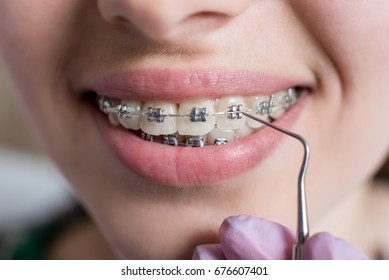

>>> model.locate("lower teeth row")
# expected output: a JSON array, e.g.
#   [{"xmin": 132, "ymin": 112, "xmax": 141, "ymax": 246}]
[
  {"xmin": 98, "ymin": 88, "xmax": 300, "ymax": 147},
  {"xmin": 140, "ymin": 133, "xmax": 221, "ymax": 147}
]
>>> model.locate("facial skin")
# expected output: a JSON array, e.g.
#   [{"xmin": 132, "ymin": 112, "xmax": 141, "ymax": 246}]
[{"xmin": 1, "ymin": 1, "xmax": 389, "ymax": 259}]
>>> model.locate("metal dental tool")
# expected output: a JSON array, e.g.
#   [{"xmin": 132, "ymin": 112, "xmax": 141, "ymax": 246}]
[{"xmin": 241, "ymin": 111, "xmax": 310, "ymax": 260}]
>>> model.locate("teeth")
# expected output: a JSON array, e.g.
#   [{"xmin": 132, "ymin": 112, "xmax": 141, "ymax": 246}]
[
  {"xmin": 140, "ymin": 102, "xmax": 177, "ymax": 136},
  {"xmin": 98, "ymin": 96, "xmax": 114, "ymax": 114},
  {"xmin": 108, "ymin": 112, "xmax": 120, "ymax": 126},
  {"xmin": 216, "ymin": 96, "xmax": 246, "ymax": 130},
  {"xmin": 207, "ymin": 127, "xmax": 236, "ymax": 145},
  {"xmin": 177, "ymin": 100, "xmax": 216, "ymax": 136},
  {"xmin": 98, "ymin": 87, "xmax": 300, "ymax": 147},
  {"xmin": 235, "ymin": 124, "xmax": 257, "ymax": 139},
  {"xmin": 245, "ymin": 96, "xmax": 269, "ymax": 128},
  {"xmin": 118, "ymin": 100, "xmax": 142, "ymax": 130},
  {"xmin": 269, "ymin": 91, "xmax": 287, "ymax": 120},
  {"xmin": 247, "ymin": 113, "xmax": 270, "ymax": 128}
]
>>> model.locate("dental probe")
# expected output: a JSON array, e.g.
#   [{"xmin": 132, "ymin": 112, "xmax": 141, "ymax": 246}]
[{"xmin": 241, "ymin": 112, "xmax": 310, "ymax": 260}]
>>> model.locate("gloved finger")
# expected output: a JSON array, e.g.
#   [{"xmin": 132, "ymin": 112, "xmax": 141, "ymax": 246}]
[
  {"xmin": 219, "ymin": 215, "xmax": 296, "ymax": 260},
  {"xmin": 304, "ymin": 232, "xmax": 367, "ymax": 260},
  {"xmin": 193, "ymin": 244, "xmax": 226, "ymax": 260}
]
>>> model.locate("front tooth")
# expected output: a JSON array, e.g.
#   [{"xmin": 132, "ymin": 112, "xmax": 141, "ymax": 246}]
[
  {"xmin": 207, "ymin": 127, "xmax": 236, "ymax": 145},
  {"xmin": 269, "ymin": 91, "xmax": 287, "ymax": 120},
  {"xmin": 216, "ymin": 97, "xmax": 246, "ymax": 130},
  {"xmin": 140, "ymin": 102, "xmax": 177, "ymax": 136},
  {"xmin": 177, "ymin": 100, "xmax": 216, "ymax": 136},
  {"xmin": 118, "ymin": 100, "xmax": 142, "ymax": 130},
  {"xmin": 245, "ymin": 96, "xmax": 270, "ymax": 128}
]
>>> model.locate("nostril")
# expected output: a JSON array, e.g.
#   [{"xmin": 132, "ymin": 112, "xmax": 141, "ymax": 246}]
[
  {"xmin": 97, "ymin": 0, "xmax": 250, "ymax": 44},
  {"xmin": 174, "ymin": 11, "xmax": 229, "ymax": 38},
  {"xmin": 113, "ymin": 15, "xmax": 129, "ymax": 25},
  {"xmin": 182, "ymin": 11, "xmax": 228, "ymax": 24},
  {"xmin": 189, "ymin": 11, "xmax": 226, "ymax": 19}
]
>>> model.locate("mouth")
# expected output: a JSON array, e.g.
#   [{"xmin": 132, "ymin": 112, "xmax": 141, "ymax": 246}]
[
  {"xmin": 82, "ymin": 69, "xmax": 311, "ymax": 186},
  {"xmin": 96, "ymin": 87, "xmax": 301, "ymax": 147}
]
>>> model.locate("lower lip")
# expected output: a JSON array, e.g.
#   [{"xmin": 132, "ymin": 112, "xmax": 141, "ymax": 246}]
[{"xmin": 93, "ymin": 95, "xmax": 307, "ymax": 187}]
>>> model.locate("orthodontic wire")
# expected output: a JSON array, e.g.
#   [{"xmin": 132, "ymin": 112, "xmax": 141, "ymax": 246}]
[
  {"xmin": 241, "ymin": 111, "xmax": 310, "ymax": 260},
  {"xmin": 99, "ymin": 89, "xmax": 301, "ymax": 148},
  {"xmin": 101, "ymin": 88, "xmax": 298, "ymax": 121}
]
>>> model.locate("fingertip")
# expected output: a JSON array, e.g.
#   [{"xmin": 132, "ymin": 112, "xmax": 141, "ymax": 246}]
[
  {"xmin": 304, "ymin": 232, "xmax": 367, "ymax": 260},
  {"xmin": 192, "ymin": 244, "xmax": 226, "ymax": 260},
  {"xmin": 219, "ymin": 215, "xmax": 295, "ymax": 259}
]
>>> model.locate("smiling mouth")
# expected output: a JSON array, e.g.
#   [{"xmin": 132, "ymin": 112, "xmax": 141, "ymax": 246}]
[
  {"xmin": 82, "ymin": 68, "xmax": 311, "ymax": 186},
  {"xmin": 94, "ymin": 87, "xmax": 302, "ymax": 147}
]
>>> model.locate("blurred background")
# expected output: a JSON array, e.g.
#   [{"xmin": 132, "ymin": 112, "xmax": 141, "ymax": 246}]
[{"xmin": 0, "ymin": 58, "xmax": 74, "ymax": 239}]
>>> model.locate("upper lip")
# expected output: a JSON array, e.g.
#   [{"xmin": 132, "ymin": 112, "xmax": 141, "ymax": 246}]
[{"xmin": 84, "ymin": 68, "xmax": 314, "ymax": 102}]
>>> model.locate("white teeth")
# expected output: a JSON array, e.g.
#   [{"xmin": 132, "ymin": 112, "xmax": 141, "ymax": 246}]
[
  {"xmin": 118, "ymin": 100, "xmax": 142, "ymax": 130},
  {"xmin": 269, "ymin": 107, "xmax": 286, "ymax": 119},
  {"xmin": 235, "ymin": 124, "xmax": 257, "ymax": 139},
  {"xmin": 245, "ymin": 96, "xmax": 269, "ymax": 128},
  {"xmin": 140, "ymin": 102, "xmax": 177, "ymax": 136},
  {"xmin": 269, "ymin": 91, "xmax": 287, "ymax": 120},
  {"xmin": 177, "ymin": 100, "xmax": 216, "ymax": 136},
  {"xmin": 216, "ymin": 96, "xmax": 246, "ymax": 130},
  {"xmin": 99, "ymin": 87, "xmax": 300, "ymax": 146},
  {"xmin": 247, "ymin": 114, "xmax": 269, "ymax": 128},
  {"xmin": 207, "ymin": 127, "xmax": 236, "ymax": 145},
  {"xmin": 108, "ymin": 112, "xmax": 120, "ymax": 126}
]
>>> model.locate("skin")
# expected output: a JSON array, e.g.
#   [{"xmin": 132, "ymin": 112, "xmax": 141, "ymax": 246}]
[{"xmin": 1, "ymin": 0, "xmax": 389, "ymax": 259}]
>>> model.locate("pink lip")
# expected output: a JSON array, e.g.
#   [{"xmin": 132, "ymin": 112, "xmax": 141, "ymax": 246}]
[
  {"xmin": 87, "ymin": 68, "xmax": 312, "ymax": 101},
  {"xmin": 88, "ymin": 69, "xmax": 310, "ymax": 186}
]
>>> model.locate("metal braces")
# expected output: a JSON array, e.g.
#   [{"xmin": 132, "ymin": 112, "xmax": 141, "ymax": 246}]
[
  {"xmin": 98, "ymin": 88, "xmax": 298, "ymax": 124},
  {"xmin": 163, "ymin": 134, "xmax": 179, "ymax": 146},
  {"xmin": 98, "ymin": 97, "xmax": 112, "ymax": 114},
  {"xmin": 186, "ymin": 136, "xmax": 205, "ymax": 147},
  {"xmin": 214, "ymin": 138, "xmax": 228, "ymax": 145},
  {"xmin": 141, "ymin": 132, "xmax": 154, "ymax": 142},
  {"xmin": 280, "ymin": 87, "xmax": 297, "ymax": 109},
  {"xmin": 227, "ymin": 104, "xmax": 244, "ymax": 120},
  {"xmin": 140, "ymin": 133, "xmax": 208, "ymax": 147},
  {"xmin": 146, "ymin": 107, "xmax": 166, "ymax": 123},
  {"xmin": 257, "ymin": 95, "xmax": 274, "ymax": 115},
  {"xmin": 190, "ymin": 107, "xmax": 208, "ymax": 122}
]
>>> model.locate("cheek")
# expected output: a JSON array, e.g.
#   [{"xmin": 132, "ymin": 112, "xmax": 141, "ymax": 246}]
[
  {"xmin": 292, "ymin": 2, "xmax": 389, "ymax": 219},
  {"xmin": 297, "ymin": 1, "xmax": 389, "ymax": 150},
  {"xmin": 0, "ymin": 1, "xmax": 82, "ymax": 94},
  {"xmin": 0, "ymin": 1, "xmax": 94, "ymax": 171},
  {"xmin": 294, "ymin": 1, "xmax": 389, "ymax": 86},
  {"xmin": 0, "ymin": 1, "xmax": 84, "ymax": 128}
]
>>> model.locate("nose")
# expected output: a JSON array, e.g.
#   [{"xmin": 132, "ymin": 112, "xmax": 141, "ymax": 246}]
[{"xmin": 97, "ymin": 0, "xmax": 251, "ymax": 43}]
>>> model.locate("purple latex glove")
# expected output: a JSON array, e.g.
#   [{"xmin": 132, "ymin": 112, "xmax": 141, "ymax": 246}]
[{"xmin": 193, "ymin": 215, "xmax": 367, "ymax": 260}]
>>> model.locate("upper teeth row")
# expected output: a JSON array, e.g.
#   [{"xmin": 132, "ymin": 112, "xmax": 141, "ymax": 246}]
[
  {"xmin": 97, "ymin": 87, "xmax": 299, "ymax": 141},
  {"xmin": 99, "ymin": 87, "xmax": 298, "ymax": 123}
]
